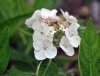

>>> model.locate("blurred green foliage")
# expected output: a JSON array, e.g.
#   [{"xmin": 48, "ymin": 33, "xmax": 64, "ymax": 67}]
[
  {"xmin": 0, "ymin": 27, "xmax": 9, "ymax": 73},
  {"xmin": 0, "ymin": 0, "xmax": 100, "ymax": 76},
  {"xmin": 0, "ymin": 0, "xmax": 70, "ymax": 76},
  {"xmin": 79, "ymin": 19, "xmax": 100, "ymax": 76}
]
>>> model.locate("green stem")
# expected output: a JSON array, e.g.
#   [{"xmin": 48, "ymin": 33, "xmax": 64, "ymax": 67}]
[
  {"xmin": 42, "ymin": 59, "xmax": 52, "ymax": 76},
  {"xmin": 36, "ymin": 61, "xmax": 43, "ymax": 76},
  {"xmin": 36, "ymin": 59, "xmax": 52, "ymax": 76}
]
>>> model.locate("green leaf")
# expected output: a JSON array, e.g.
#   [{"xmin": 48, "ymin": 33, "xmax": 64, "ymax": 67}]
[
  {"xmin": 78, "ymin": 19, "xmax": 100, "ymax": 76},
  {"xmin": 0, "ymin": 0, "xmax": 32, "ymax": 36},
  {"xmin": 9, "ymin": 48, "xmax": 37, "ymax": 72},
  {"xmin": 0, "ymin": 0, "xmax": 32, "ymax": 21},
  {"xmin": 1, "ymin": 66, "xmax": 34, "ymax": 76},
  {"xmin": 33, "ymin": 0, "xmax": 53, "ymax": 9},
  {"xmin": 33, "ymin": 0, "xmax": 61, "ymax": 9},
  {"xmin": 37, "ymin": 60, "xmax": 58, "ymax": 76},
  {"xmin": 10, "ymin": 48, "xmax": 34, "ymax": 62},
  {"xmin": 0, "ymin": 27, "xmax": 9, "ymax": 74},
  {"xmin": 95, "ymin": 36, "xmax": 100, "ymax": 73},
  {"xmin": 0, "ymin": 13, "xmax": 32, "ymax": 36}
]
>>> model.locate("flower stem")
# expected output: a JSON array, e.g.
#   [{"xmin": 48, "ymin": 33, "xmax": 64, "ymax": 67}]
[
  {"xmin": 36, "ymin": 61, "xmax": 43, "ymax": 76},
  {"xmin": 36, "ymin": 59, "xmax": 52, "ymax": 76},
  {"xmin": 42, "ymin": 59, "xmax": 52, "ymax": 76}
]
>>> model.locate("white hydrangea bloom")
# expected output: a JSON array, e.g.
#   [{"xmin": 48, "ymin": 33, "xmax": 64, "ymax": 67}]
[
  {"xmin": 60, "ymin": 9, "xmax": 81, "ymax": 47},
  {"xmin": 33, "ymin": 31, "xmax": 53, "ymax": 44},
  {"xmin": 25, "ymin": 8, "xmax": 81, "ymax": 60},
  {"xmin": 59, "ymin": 36, "xmax": 74, "ymax": 56},
  {"xmin": 32, "ymin": 22, "xmax": 51, "ymax": 36},
  {"xmin": 25, "ymin": 8, "xmax": 59, "ymax": 27},
  {"xmin": 34, "ymin": 40, "xmax": 57, "ymax": 60},
  {"xmin": 25, "ymin": 10, "xmax": 41, "ymax": 28},
  {"xmin": 59, "ymin": 9, "xmax": 81, "ymax": 56},
  {"xmin": 25, "ymin": 8, "xmax": 58, "ymax": 35},
  {"xmin": 65, "ymin": 24, "xmax": 81, "ymax": 47},
  {"xmin": 60, "ymin": 9, "xmax": 78, "ymax": 24},
  {"xmin": 32, "ymin": 24, "xmax": 56, "ymax": 60},
  {"xmin": 41, "ymin": 8, "xmax": 59, "ymax": 20}
]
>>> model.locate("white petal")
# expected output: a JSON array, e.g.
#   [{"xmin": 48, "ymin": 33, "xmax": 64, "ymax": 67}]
[
  {"xmin": 33, "ymin": 31, "xmax": 53, "ymax": 42},
  {"xmin": 60, "ymin": 9, "xmax": 69, "ymax": 18},
  {"xmin": 41, "ymin": 8, "xmax": 59, "ymax": 20},
  {"xmin": 50, "ymin": 9, "xmax": 59, "ymax": 20},
  {"xmin": 43, "ymin": 40, "xmax": 53, "ymax": 48},
  {"xmin": 32, "ymin": 10, "xmax": 42, "ymax": 22},
  {"xmin": 69, "ymin": 24, "xmax": 80, "ymax": 32},
  {"xmin": 25, "ymin": 17, "xmax": 33, "ymax": 28},
  {"xmin": 51, "ymin": 9, "xmax": 57, "ymax": 16},
  {"xmin": 46, "ymin": 34, "xmax": 53, "ymax": 42},
  {"xmin": 65, "ymin": 31, "xmax": 80, "ymax": 47},
  {"xmin": 65, "ymin": 29, "xmax": 78, "ymax": 39},
  {"xmin": 60, "ymin": 9, "xmax": 78, "ymax": 24},
  {"xmin": 25, "ymin": 10, "xmax": 41, "ymax": 28},
  {"xmin": 33, "ymin": 22, "xmax": 51, "ymax": 36},
  {"xmin": 65, "ymin": 24, "xmax": 79, "ymax": 40},
  {"xmin": 64, "ymin": 11, "xmax": 69, "ymax": 16},
  {"xmin": 41, "ymin": 8, "xmax": 51, "ymax": 19},
  {"xmin": 68, "ymin": 15, "xmax": 78, "ymax": 24},
  {"xmin": 64, "ymin": 46, "xmax": 74, "ymax": 56},
  {"xmin": 33, "ymin": 40, "xmax": 44, "ymax": 50},
  {"xmin": 65, "ymin": 24, "xmax": 81, "ymax": 47},
  {"xmin": 45, "ymin": 45, "xmax": 57, "ymax": 59},
  {"xmin": 65, "ymin": 28, "xmax": 72, "ymax": 39},
  {"xmin": 33, "ymin": 31, "xmax": 44, "ymax": 41},
  {"xmin": 34, "ymin": 50, "xmax": 46, "ymax": 60},
  {"xmin": 32, "ymin": 21, "xmax": 42, "ymax": 32},
  {"xmin": 41, "ymin": 23, "xmax": 50, "ymax": 35},
  {"xmin": 59, "ymin": 36, "xmax": 74, "ymax": 56},
  {"xmin": 32, "ymin": 10, "xmax": 41, "ymax": 18},
  {"xmin": 69, "ymin": 35, "xmax": 81, "ymax": 47}
]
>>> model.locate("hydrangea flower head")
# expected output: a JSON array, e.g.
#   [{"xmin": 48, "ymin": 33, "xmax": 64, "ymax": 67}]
[{"xmin": 25, "ymin": 8, "xmax": 81, "ymax": 60}]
